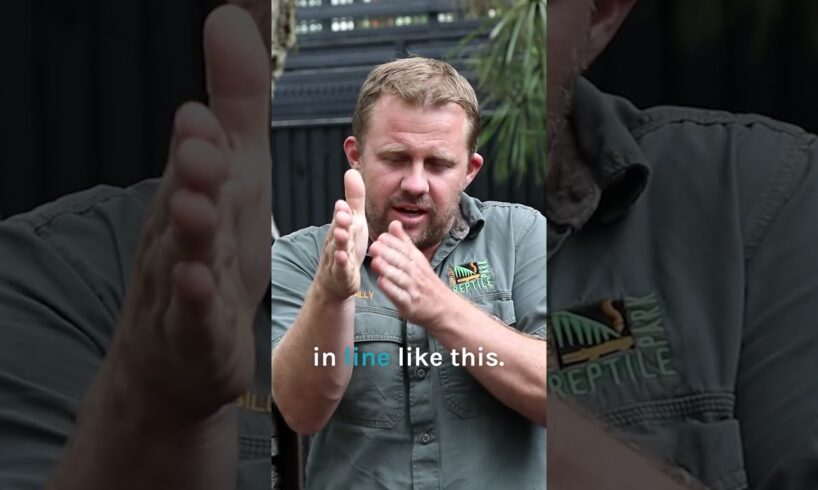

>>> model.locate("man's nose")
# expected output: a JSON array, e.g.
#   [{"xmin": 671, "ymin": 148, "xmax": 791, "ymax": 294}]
[{"xmin": 400, "ymin": 163, "xmax": 429, "ymax": 196}]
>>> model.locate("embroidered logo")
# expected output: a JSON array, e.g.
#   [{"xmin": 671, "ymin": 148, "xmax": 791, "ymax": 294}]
[
  {"xmin": 448, "ymin": 260, "xmax": 494, "ymax": 294},
  {"xmin": 236, "ymin": 391, "xmax": 273, "ymax": 413},
  {"xmin": 550, "ymin": 299, "xmax": 635, "ymax": 368},
  {"xmin": 354, "ymin": 290, "xmax": 375, "ymax": 300},
  {"xmin": 547, "ymin": 292, "xmax": 678, "ymax": 396}
]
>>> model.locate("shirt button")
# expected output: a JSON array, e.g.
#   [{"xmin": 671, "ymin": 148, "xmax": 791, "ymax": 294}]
[
  {"xmin": 420, "ymin": 432, "xmax": 433, "ymax": 444},
  {"xmin": 416, "ymin": 368, "xmax": 426, "ymax": 379}
]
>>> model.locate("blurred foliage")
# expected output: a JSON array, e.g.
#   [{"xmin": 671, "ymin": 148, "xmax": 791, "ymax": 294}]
[
  {"xmin": 461, "ymin": 0, "xmax": 818, "ymax": 184},
  {"xmin": 457, "ymin": 0, "xmax": 547, "ymax": 185}
]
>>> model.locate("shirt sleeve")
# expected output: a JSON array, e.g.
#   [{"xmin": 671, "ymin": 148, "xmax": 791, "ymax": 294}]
[
  {"xmin": 737, "ymin": 129, "xmax": 818, "ymax": 489},
  {"xmin": 270, "ymin": 227, "xmax": 325, "ymax": 351},
  {"xmin": 512, "ymin": 209, "xmax": 548, "ymax": 339},
  {"xmin": 0, "ymin": 187, "xmax": 144, "ymax": 489}
]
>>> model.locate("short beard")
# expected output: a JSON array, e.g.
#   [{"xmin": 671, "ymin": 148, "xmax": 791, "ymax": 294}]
[{"xmin": 366, "ymin": 193, "xmax": 459, "ymax": 251}]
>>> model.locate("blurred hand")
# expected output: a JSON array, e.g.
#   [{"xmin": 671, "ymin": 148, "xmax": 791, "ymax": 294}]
[{"xmin": 111, "ymin": 5, "xmax": 271, "ymax": 417}]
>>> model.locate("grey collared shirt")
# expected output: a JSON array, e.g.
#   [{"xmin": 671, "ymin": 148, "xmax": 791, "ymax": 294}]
[
  {"xmin": 0, "ymin": 180, "xmax": 273, "ymax": 489},
  {"xmin": 548, "ymin": 78, "xmax": 818, "ymax": 490},
  {"xmin": 271, "ymin": 193, "xmax": 547, "ymax": 489}
]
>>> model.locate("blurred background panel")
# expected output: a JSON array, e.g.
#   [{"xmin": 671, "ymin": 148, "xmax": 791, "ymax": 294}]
[
  {"xmin": 3, "ymin": 0, "xmax": 816, "ymax": 228},
  {"xmin": 271, "ymin": 0, "xmax": 818, "ymax": 235},
  {"xmin": 587, "ymin": 0, "xmax": 818, "ymax": 134},
  {"xmin": 269, "ymin": 0, "xmax": 535, "ymax": 235},
  {"xmin": 0, "ymin": 0, "xmax": 217, "ymax": 218}
]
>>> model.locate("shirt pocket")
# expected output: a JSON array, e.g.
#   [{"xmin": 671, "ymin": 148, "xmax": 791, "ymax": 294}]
[
  {"xmin": 237, "ymin": 408, "xmax": 273, "ymax": 490},
  {"xmin": 334, "ymin": 307, "xmax": 405, "ymax": 428},
  {"xmin": 432, "ymin": 298, "xmax": 516, "ymax": 419},
  {"xmin": 604, "ymin": 394, "xmax": 748, "ymax": 490}
]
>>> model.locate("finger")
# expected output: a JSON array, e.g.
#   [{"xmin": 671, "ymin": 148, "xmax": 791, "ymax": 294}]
[
  {"xmin": 334, "ymin": 249, "xmax": 349, "ymax": 269},
  {"xmin": 203, "ymin": 5, "xmax": 270, "ymax": 146},
  {"xmin": 166, "ymin": 262, "xmax": 222, "ymax": 354},
  {"xmin": 377, "ymin": 231, "xmax": 411, "ymax": 259},
  {"xmin": 371, "ymin": 256, "xmax": 407, "ymax": 289},
  {"xmin": 175, "ymin": 101, "xmax": 226, "ymax": 147},
  {"xmin": 335, "ymin": 199, "xmax": 352, "ymax": 216},
  {"xmin": 344, "ymin": 169, "xmax": 366, "ymax": 215},
  {"xmin": 175, "ymin": 137, "xmax": 230, "ymax": 199},
  {"xmin": 334, "ymin": 210, "xmax": 352, "ymax": 230},
  {"xmin": 370, "ymin": 239, "xmax": 407, "ymax": 268},
  {"xmin": 169, "ymin": 189, "xmax": 219, "ymax": 264},
  {"xmin": 151, "ymin": 102, "xmax": 227, "ymax": 224},
  {"xmin": 333, "ymin": 226, "xmax": 350, "ymax": 250},
  {"xmin": 377, "ymin": 275, "xmax": 411, "ymax": 307},
  {"xmin": 171, "ymin": 261, "xmax": 217, "ymax": 313},
  {"xmin": 389, "ymin": 220, "xmax": 412, "ymax": 243}
]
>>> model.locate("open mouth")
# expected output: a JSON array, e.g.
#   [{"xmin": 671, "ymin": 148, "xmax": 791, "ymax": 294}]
[
  {"xmin": 395, "ymin": 206, "xmax": 424, "ymax": 216},
  {"xmin": 391, "ymin": 205, "xmax": 429, "ymax": 224}
]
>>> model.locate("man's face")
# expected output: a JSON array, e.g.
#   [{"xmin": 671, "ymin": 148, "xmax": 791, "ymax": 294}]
[
  {"xmin": 547, "ymin": 0, "xmax": 595, "ymax": 153},
  {"xmin": 346, "ymin": 95, "xmax": 482, "ymax": 254}
]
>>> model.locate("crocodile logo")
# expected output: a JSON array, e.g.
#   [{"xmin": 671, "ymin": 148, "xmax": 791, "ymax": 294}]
[{"xmin": 549, "ymin": 299, "xmax": 635, "ymax": 368}]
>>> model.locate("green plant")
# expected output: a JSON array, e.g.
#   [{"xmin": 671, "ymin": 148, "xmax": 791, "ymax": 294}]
[{"xmin": 459, "ymin": 0, "xmax": 547, "ymax": 184}]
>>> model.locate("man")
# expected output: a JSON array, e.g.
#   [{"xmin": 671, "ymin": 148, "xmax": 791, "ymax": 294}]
[
  {"xmin": 548, "ymin": 1, "xmax": 818, "ymax": 489},
  {"xmin": 0, "ymin": 5, "xmax": 275, "ymax": 489},
  {"xmin": 270, "ymin": 57, "xmax": 547, "ymax": 488}
]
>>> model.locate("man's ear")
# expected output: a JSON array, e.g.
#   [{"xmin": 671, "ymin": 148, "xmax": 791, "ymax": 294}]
[
  {"xmin": 343, "ymin": 136, "xmax": 362, "ymax": 170},
  {"xmin": 464, "ymin": 152, "xmax": 484, "ymax": 189},
  {"xmin": 586, "ymin": 0, "xmax": 638, "ymax": 63}
]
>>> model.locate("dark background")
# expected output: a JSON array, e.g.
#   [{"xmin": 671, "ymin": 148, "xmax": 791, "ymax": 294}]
[
  {"xmin": 2, "ymin": 0, "xmax": 817, "ymax": 221},
  {"xmin": 0, "ymin": 0, "xmax": 217, "ymax": 218}
]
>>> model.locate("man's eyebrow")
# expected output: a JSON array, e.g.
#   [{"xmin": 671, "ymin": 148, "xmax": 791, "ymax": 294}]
[
  {"xmin": 374, "ymin": 145, "xmax": 457, "ymax": 163},
  {"xmin": 428, "ymin": 152, "xmax": 457, "ymax": 163},
  {"xmin": 375, "ymin": 144, "xmax": 407, "ymax": 154}
]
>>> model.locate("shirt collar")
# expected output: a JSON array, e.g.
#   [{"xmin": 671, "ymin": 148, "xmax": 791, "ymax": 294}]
[
  {"xmin": 547, "ymin": 77, "xmax": 650, "ymax": 230},
  {"xmin": 451, "ymin": 192, "xmax": 486, "ymax": 240},
  {"xmin": 364, "ymin": 192, "xmax": 485, "ymax": 259}
]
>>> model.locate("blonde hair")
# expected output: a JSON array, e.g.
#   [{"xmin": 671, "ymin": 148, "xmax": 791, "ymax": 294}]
[{"xmin": 352, "ymin": 56, "xmax": 480, "ymax": 153}]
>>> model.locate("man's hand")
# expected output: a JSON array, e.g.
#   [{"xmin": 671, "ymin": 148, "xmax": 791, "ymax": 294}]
[
  {"xmin": 315, "ymin": 169, "xmax": 368, "ymax": 301},
  {"xmin": 369, "ymin": 220, "xmax": 452, "ymax": 328},
  {"xmin": 271, "ymin": 169, "xmax": 365, "ymax": 434},
  {"xmin": 47, "ymin": 6, "xmax": 271, "ymax": 490},
  {"xmin": 111, "ymin": 4, "xmax": 271, "ymax": 417}
]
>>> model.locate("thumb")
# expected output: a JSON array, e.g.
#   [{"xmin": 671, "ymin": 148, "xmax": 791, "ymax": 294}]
[
  {"xmin": 203, "ymin": 5, "xmax": 270, "ymax": 146},
  {"xmin": 389, "ymin": 220, "xmax": 412, "ymax": 243},
  {"xmin": 344, "ymin": 169, "xmax": 366, "ymax": 215}
]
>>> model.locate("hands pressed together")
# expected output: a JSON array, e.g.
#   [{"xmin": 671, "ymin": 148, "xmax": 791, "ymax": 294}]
[{"xmin": 317, "ymin": 169, "xmax": 453, "ymax": 328}]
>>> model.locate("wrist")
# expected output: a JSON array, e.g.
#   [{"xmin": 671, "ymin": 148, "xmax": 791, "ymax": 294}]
[
  {"xmin": 424, "ymin": 287, "xmax": 465, "ymax": 334},
  {"xmin": 311, "ymin": 275, "xmax": 356, "ymax": 306},
  {"xmin": 102, "ymin": 334, "xmax": 235, "ymax": 427}
]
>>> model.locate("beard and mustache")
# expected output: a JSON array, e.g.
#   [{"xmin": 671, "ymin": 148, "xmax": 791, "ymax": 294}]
[{"xmin": 365, "ymin": 192, "xmax": 459, "ymax": 252}]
